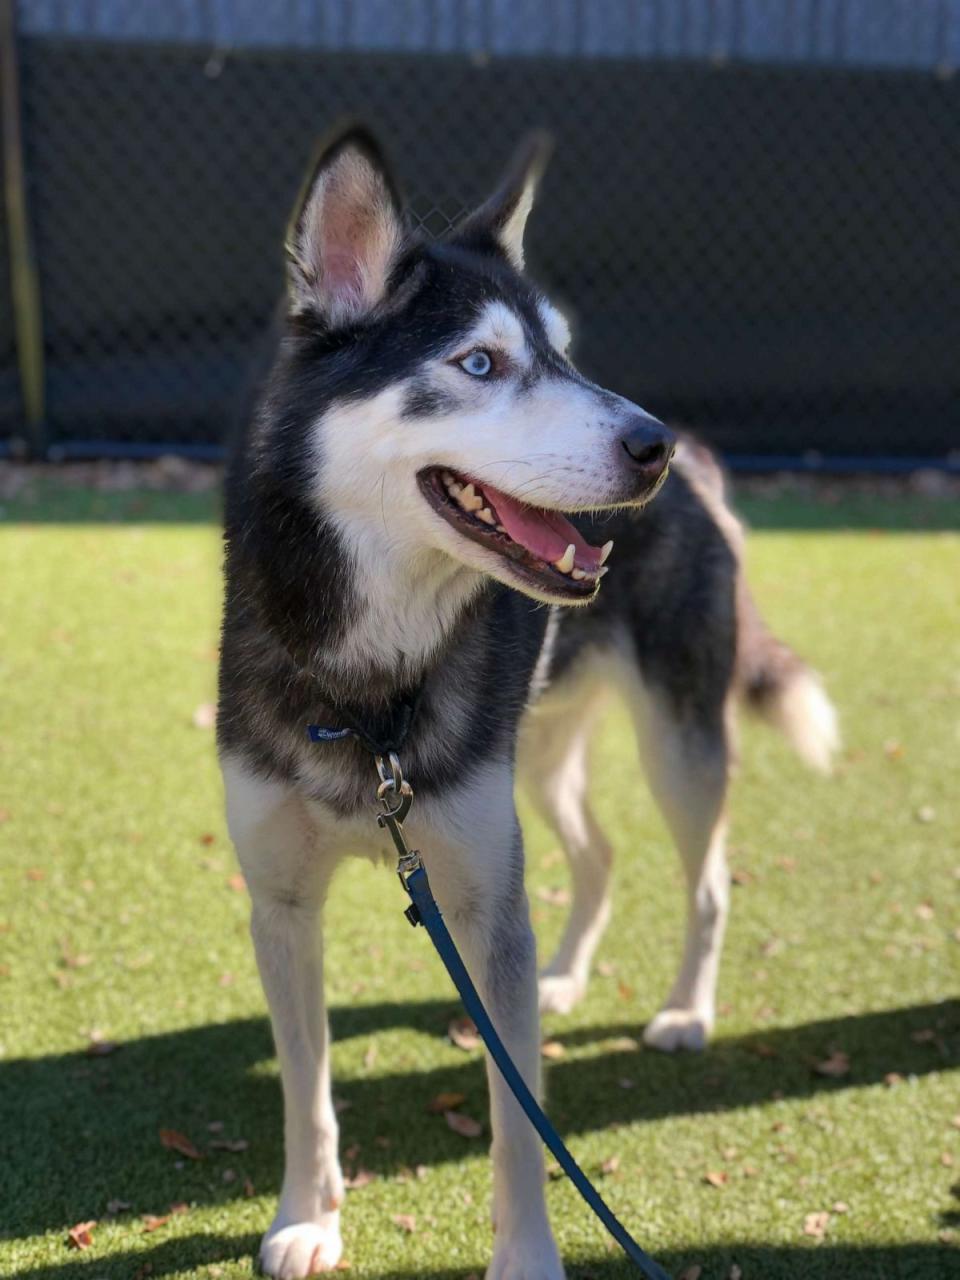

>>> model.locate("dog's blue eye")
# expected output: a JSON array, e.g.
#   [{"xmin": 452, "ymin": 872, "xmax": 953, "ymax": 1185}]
[{"xmin": 459, "ymin": 350, "xmax": 493, "ymax": 377}]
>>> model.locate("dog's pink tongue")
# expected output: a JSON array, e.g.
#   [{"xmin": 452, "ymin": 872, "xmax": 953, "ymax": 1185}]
[{"xmin": 481, "ymin": 482, "xmax": 603, "ymax": 571}]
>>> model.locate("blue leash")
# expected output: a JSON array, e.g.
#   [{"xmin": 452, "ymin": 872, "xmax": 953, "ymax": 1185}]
[
  {"xmin": 404, "ymin": 860, "xmax": 671, "ymax": 1279},
  {"xmin": 334, "ymin": 744, "xmax": 671, "ymax": 1280}
]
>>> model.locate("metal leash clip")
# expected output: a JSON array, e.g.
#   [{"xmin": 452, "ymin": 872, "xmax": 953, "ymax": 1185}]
[{"xmin": 374, "ymin": 751, "xmax": 423, "ymax": 924}]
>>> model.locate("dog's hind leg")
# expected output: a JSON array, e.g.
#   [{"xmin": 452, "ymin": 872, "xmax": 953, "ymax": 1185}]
[
  {"xmin": 627, "ymin": 681, "xmax": 731, "ymax": 1052},
  {"xmin": 222, "ymin": 758, "xmax": 344, "ymax": 1279},
  {"xmin": 519, "ymin": 672, "xmax": 613, "ymax": 1016}
]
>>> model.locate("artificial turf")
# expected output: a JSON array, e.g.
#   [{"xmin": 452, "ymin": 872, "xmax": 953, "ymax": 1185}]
[{"xmin": 0, "ymin": 483, "xmax": 957, "ymax": 1279}]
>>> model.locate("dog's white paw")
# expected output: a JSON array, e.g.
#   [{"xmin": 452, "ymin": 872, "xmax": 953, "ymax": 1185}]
[
  {"xmin": 259, "ymin": 1216, "xmax": 343, "ymax": 1278},
  {"xmin": 538, "ymin": 973, "xmax": 586, "ymax": 1016},
  {"xmin": 643, "ymin": 1008, "xmax": 712, "ymax": 1052},
  {"xmin": 486, "ymin": 1230, "xmax": 565, "ymax": 1280}
]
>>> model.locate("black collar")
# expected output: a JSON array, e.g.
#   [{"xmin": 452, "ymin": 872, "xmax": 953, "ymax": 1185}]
[{"xmin": 307, "ymin": 686, "xmax": 423, "ymax": 757}]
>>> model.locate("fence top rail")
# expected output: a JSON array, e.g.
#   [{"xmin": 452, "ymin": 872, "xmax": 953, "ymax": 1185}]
[{"xmin": 15, "ymin": 0, "xmax": 960, "ymax": 75}]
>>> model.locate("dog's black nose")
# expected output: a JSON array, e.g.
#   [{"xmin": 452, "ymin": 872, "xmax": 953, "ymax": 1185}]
[{"xmin": 620, "ymin": 417, "xmax": 676, "ymax": 472}]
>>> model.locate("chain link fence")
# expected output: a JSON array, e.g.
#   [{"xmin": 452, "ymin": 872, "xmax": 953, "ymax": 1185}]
[{"xmin": 2, "ymin": 1, "xmax": 959, "ymax": 467}]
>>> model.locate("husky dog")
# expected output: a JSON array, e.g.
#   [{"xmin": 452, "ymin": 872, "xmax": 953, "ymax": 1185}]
[{"xmin": 218, "ymin": 127, "xmax": 838, "ymax": 1278}]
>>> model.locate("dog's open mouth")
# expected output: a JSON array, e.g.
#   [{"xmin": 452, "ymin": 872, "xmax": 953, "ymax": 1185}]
[{"xmin": 418, "ymin": 467, "xmax": 612, "ymax": 600}]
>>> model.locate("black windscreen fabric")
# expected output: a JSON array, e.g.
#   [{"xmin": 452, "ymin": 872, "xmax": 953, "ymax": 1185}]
[{"xmin": 14, "ymin": 37, "xmax": 960, "ymax": 458}]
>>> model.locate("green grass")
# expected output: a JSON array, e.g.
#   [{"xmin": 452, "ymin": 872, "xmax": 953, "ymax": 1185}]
[{"xmin": 0, "ymin": 489, "xmax": 958, "ymax": 1280}]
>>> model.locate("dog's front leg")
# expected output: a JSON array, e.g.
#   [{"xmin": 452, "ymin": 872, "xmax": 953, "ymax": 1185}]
[
  {"xmin": 222, "ymin": 762, "xmax": 343, "ymax": 1279},
  {"xmin": 419, "ymin": 775, "xmax": 565, "ymax": 1280}
]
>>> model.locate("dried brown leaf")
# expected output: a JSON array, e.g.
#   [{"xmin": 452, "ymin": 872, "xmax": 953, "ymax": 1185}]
[
  {"xmin": 427, "ymin": 1091, "xmax": 467, "ymax": 1114},
  {"xmin": 704, "ymin": 1170, "xmax": 728, "ymax": 1188},
  {"xmin": 159, "ymin": 1129, "xmax": 202, "ymax": 1160},
  {"xmin": 448, "ymin": 1015, "xmax": 481, "ymax": 1052},
  {"xmin": 67, "ymin": 1220, "xmax": 96, "ymax": 1250},
  {"xmin": 344, "ymin": 1168, "xmax": 375, "ymax": 1190},
  {"xmin": 444, "ymin": 1110, "xmax": 482, "ymax": 1138},
  {"xmin": 392, "ymin": 1213, "xmax": 416, "ymax": 1233},
  {"xmin": 540, "ymin": 1040, "xmax": 565, "ymax": 1060},
  {"xmin": 141, "ymin": 1204, "xmax": 187, "ymax": 1234},
  {"xmin": 600, "ymin": 1155, "xmax": 621, "ymax": 1176},
  {"xmin": 749, "ymin": 1042, "xmax": 778, "ymax": 1059},
  {"xmin": 192, "ymin": 702, "xmax": 216, "ymax": 730},
  {"xmin": 86, "ymin": 1035, "xmax": 119, "ymax": 1057},
  {"xmin": 813, "ymin": 1050, "xmax": 850, "ymax": 1078},
  {"xmin": 226, "ymin": 873, "xmax": 246, "ymax": 893},
  {"xmin": 608, "ymin": 1036, "xmax": 639, "ymax": 1052},
  {"xmin": 534, "ymin": 885, "xmax": 571, "ymax": 907},
  {"xmin": 803, "ymin": 1210, "xmax": 830, "ymax": 1240},
  {"xmin": 209, "ymin": 1137, "xmax": 248, "ymax": 1152}
]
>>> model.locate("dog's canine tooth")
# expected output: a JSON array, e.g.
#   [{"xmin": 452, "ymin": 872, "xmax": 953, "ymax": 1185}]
[
  {"xmin": 571, "ymin": 568, "xmax": 586, "ymax": 580},
  {"xmin": 496, "ymin": 524, "xmax": 506, "ymax": 533},
  {"xmin": 554, "ymin": 543, "xmax": 576, "ymax": 575},
  {"xmin": 478, "ymin": 507, "xmax": 495, "ymax": 525},
  {"xmin": 458, "ymin": 483, "xmax": 483, "ymax": 513},
  {"xmin": 448, "ymin": 481, "xmax": 463, "ymax": 498},
  {"xmin": 441, "ymin": 471, "xmax": 455, "ymax": 486},
  {"xmin": 597, "ymin": 565, "xmax": 609, "ymax": 578},
  {"xmin": 600, "ymin": 540, "xmax": 614, "ymax": 565}
]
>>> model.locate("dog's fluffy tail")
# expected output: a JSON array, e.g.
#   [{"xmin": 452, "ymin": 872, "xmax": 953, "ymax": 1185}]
[
  {"xmin": 736, "ymin": 583, "xmax": 839, "ymax": 774},
  {"xmin": 673, "ymin": 434, "xmax": 839, "ymax": 773}
]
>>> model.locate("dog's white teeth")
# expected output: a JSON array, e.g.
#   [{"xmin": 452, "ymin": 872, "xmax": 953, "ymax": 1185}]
[
  {"xmin": 457, "ymin": 483, "xmax": 484, "ymax": 513},
  {"xmin": 600, "ymin": 540, "xmax": 614, "ymax": 565},
  {"xmin": 442, "ymin": 472, "xmax": 455, "ymax": 486},
  {"xmin": 478, "ymin": 507, "xmax": 495, "ymax": 525},
  {"xmin": 447, "ymin": 481, "xmax": 463, "ymax": 498},
  {"xmin": 571, "ymin": 568, "xmax": 587, "ymax": 580},
  {"xmin": 597, "ymin": 566, "xmax": 609, "ymax": 578},
  {"xmin": 496, "ymin": 524, "xmax": 506, "ymax": 533},
  {"xmin": 553, "ymin": 543, "xmax": 576, "ymax": 575}
]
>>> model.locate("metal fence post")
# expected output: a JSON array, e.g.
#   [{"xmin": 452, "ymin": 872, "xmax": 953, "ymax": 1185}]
[{"xmin": 1, "ymin": 0, "xmax": 46, "ymax": 458}]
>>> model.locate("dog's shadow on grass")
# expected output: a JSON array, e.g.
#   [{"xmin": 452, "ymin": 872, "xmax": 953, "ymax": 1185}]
[
  {"xmin": 9, "ymin": 1237, "xmax": 959, "ymax": 1280},
  {"xmin": 2, "ymin": 998, "xmax": 956, "ymax": 1266}
]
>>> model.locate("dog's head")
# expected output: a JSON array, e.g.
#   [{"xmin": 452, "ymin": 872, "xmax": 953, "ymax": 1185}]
[{"xmin": 280, "ymin": 125, "xmax": 674, "ymax": 607}]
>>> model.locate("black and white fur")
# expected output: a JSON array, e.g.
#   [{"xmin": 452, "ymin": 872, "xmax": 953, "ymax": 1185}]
[{"xmin": 218, "ymin": 128, "xmax": 838, "ymax": 1279}]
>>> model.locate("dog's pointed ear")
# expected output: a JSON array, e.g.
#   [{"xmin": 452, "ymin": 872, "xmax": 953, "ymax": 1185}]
[
  {"xmin": 460, "ymin": 131, "xmax": 552, "ymax": 270},
  {"xmin": 286, "ymin": 126, "xmax": 405, "ymax": 323}
]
